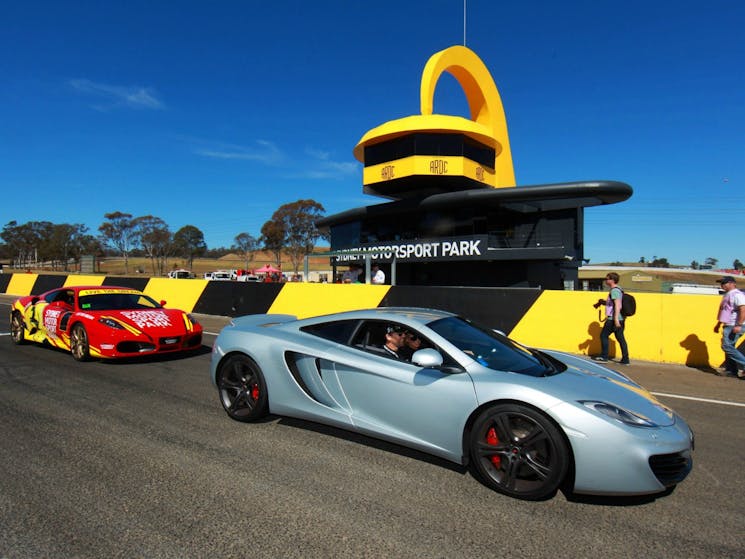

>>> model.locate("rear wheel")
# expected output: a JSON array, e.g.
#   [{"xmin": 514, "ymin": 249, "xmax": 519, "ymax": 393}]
[
  {"xmin": 10, "ymin": 312, "xmax": 26, "ymax": 345},
  {"xmin": 70, "ymin": 324, "xmax": 91, "ymax": 362},
  {"xmin": 469, "ymin": 403, "xmax": 569, "ymax": 500},
  {"xmin": 217, "ymin": 354, "xmax": 268, "ymax": 422}
]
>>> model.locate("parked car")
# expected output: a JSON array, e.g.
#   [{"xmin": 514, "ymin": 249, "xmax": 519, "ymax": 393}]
[
  {"xmin": 205, "ymin": 270, "xmax": 233, "ymax": 281},
  {"xmin": 167, "ymin": 269, "xmax": 195, "ymax": 279},
  {"xmin": 11, "ymin": 286, "xmax": 203, "ymax": 361},
  {"xmin": 210, "ymin": 307, "xmax": 693, "ymax": 500}
]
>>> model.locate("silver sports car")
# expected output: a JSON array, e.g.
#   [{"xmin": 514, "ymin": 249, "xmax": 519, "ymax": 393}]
[{"xmin": 210, "ymin": 308, "xmax": 693, "ymax": 500}]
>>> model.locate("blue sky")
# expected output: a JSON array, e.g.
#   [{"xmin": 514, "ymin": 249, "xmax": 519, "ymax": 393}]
[{"xmin": 2, "ymin": 1, "xmax": 743, "ymax": 268}]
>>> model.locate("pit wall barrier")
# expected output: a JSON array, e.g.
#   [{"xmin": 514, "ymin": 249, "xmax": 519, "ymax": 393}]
[{"xmin": 0, "ymin": 273, "xmax": 729, "ymax": 369}]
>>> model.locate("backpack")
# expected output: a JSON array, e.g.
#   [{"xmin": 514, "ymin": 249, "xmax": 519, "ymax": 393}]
[{"xmin": 617, "ymin": 287, "xmax": 636, "ymax": 317}]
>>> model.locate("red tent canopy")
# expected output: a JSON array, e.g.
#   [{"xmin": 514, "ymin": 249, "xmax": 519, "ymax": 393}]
[{"xmin": 255, "ymin": 264, "xmax": 280, "ymax": 273}]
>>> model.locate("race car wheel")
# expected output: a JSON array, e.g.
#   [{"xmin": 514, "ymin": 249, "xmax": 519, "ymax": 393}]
[
  {"xmin": 217, "ymin": 354, "xmax": 268, "ymax": 422},
  {"xmin": 469, "ymin": 403, "xmax": 569, "ymax": 501},
  {"xmin": 70, "ymin": 324, "xmax": 91, "ymax": 362},
  {"xmin": 10, "ymin": 312, "xmax": 26, "ymax": 345}
]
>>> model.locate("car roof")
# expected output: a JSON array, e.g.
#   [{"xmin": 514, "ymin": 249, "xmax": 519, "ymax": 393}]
[{"xmin": 301, "ymin": 307, "xmax": 456, "ymax": 327}]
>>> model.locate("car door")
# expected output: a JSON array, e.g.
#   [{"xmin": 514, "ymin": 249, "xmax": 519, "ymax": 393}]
[
  {"xmin": 39, "ymin": 289, "xmax": 74, "ymax": 347},
  {"xmin": 326, "ymin": 320, "xmax": 478, "ymax": 462}
]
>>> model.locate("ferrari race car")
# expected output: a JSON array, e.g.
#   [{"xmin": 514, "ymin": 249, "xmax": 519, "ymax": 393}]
[
  {"xmin": 210, "ymin": 307, "xmax": 694, "ymax": 501},
  {"xmin": 11, "ymin": 286, "xmax": 203, "ymax": 361}
]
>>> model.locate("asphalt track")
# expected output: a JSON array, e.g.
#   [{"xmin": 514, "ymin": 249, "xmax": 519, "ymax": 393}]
[{"xmin": 1, "ymin": 296, "xmax": 743, "ymax": 558}]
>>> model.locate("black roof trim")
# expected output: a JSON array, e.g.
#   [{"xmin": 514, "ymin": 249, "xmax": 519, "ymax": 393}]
[{"xmin": 317, "ymin": 180, "xmax": 632, "ymax": 227}]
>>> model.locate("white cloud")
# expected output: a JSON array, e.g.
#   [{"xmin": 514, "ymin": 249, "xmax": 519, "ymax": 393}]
[
  {"xmin": 305, "ymin": 147, "xmax": 330, "ymax": 160},
  {"xmin": 194, "ymin": 139, "xmax": 284, "ymax": 165},
  {"xmin": 300, "ymin": 146, "xmax": 359, "ymax": 179},
  {"xmin": 68, "ymin": 79, "xmax": 164, "ymax": 110},
  {"xmin": 193, "ymin": 138, "xmax": 358, "ymax": 179}
]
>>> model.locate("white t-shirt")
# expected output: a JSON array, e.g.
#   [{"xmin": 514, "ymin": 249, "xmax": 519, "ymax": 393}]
[{"xmin": 372, "ymin": 269, "xmax": 385, "ymax": 284}]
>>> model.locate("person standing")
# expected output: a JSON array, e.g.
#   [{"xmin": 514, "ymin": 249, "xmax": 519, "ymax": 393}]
[
  {"xmin": 593, "ymin": 272, "xmax": 630, "ymax": 365},
  {"xmin": 714, "ymin": 275, "xmax": 745, "ymax": 378},
  {"xmin": 371, "ymin": 264, "xmax": 386, "ymax": 285}
]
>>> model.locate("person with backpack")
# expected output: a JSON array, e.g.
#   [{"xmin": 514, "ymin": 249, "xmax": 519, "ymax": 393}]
[{"xmin": 593, "ymin": 272, "xmax": 631, "ymax": 365}]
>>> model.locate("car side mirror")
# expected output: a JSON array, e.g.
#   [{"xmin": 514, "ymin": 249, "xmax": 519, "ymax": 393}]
[
  {"xmin": 160, "ymin": 300, "xmax": 167, "ymax": 307},
  {"xmin": 411, "ymin": 348, "xmax": 443, "ymax": 368}
]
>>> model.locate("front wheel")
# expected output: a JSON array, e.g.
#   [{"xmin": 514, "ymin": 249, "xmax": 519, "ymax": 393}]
[
  {"xmin": 216, "ymin": 354, "xmax": 268, "ymax": 422},
  {"xmin": 469, "ymin": 403, "xmax": 569, "ymax": 500},
  {"xmin": 10, "ymin": 312, "xmax": 26, "ymax": 345},
  {"xmin": 70, "ymin": 324, "xmax": 91, "ymax": 362}
]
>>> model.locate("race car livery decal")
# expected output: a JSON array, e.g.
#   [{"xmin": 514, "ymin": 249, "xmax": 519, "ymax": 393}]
[
  {"xmin": 121, "ymin": 310, "xmax": 172, "ymax": 329},
  {"xmin": 78, "ymin": 288, "xmax": 141, "ymax": 297},
  {"xmin": 182, "ymin": 313, "xmax": 195, "ymax": 332},
  {"xmin": 101, "ymin": 314, "xmax": 142, "ymax": 336},
  {"xmin": 43, "ymin": 308, "xmax": 63, "ymax": 339}
]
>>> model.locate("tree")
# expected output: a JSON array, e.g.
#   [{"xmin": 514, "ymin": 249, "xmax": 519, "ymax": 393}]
[
  {"xmin": 133, "ymin": 215, "xmax": 171, "ymax": 275},
  {"xmin": 173, "ymin": 225, "xmax": 206, "ymax": 269},
  {"xmin": 1, "ymin": 220, "xmax": 53, "ymax": 267},
  {"xmin": 261, "ymin": 199, "xmax": 326, "ymax": 273},
  {"xmin": 704, "ymin": 257, "xmax": 718, "ymax": 269},
  {"xmin": 233, "ymin": 232, "xmax": 259, "ymax": 270},
  {"xmin": 650, "ymin": 257, "xmax": 670, "ymax": 268},
  {"xmin": 1, "ymin": 221, "xmax": 28, "ymax": 265},
  {"xmin": 48, "ymin": 223, "xmax": 90, "ymax": 270},
  {"xmin": 690, "ymin": 260, "xmax": 699, "ymax": 270},
  {"xmin": 638, "ymin": 256, "xmax": 646, "ymax": 264},
  {"xmin": 260, "ymin": 220, "xmax": 285, "ymax": 267},
  {"xmin": 99, "ymin": 212, "xmax": 137, "ymax": 274},
  {"xmin": 734, "ymin": 259, "xmax": 743, "ymax": 271},
  {"xmin": 76, "ymin": 234, "xmax": 104, "ymax": 261}
]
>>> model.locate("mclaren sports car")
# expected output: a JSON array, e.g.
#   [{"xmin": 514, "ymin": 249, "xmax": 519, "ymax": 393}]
[
  {"xmin": 210, "ymin": 308, "xmax": 693, "ymax": 500},
  {"xmin": 11, "ymin": 285, "xmax": 203, "ymax": 361}
]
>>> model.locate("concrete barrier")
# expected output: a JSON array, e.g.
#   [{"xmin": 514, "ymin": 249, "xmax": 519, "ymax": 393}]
[{"xmin": 0, "ymin": 272, "xmax": 729, "ymax": 369}]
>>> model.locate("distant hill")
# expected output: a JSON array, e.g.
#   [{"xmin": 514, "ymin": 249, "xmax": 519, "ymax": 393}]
[{"xmin": 579, "ymin": 265, "xmax": 740, "ymax": 293}]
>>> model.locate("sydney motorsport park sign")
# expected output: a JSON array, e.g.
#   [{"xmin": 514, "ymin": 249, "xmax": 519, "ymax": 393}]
[{"xmin": 331, "ymin": 235, "xmax": 489, "ymax": 263}]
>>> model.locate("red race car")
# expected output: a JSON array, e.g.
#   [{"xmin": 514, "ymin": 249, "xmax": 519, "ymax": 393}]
[{"xmin": 10, "ymin": 285, "xmax": 203, "ymax": 361}]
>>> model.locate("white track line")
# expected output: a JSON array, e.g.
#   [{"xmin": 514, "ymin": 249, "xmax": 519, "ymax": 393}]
[{"xmin": 651, "ymin": 391, "xmax": 745, "ymax": 408}]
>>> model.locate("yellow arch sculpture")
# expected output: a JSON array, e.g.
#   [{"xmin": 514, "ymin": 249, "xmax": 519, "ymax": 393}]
[
  {"xmin": 354, "ymin": 45, "xmax": 516, "ymax": 196},
  {"xmin": 420, "ymin": 45, "xmax": 515, "ymax": 187}
]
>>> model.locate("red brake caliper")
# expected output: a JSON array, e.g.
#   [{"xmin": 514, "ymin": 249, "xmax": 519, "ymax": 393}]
[
  {"xmin": 486, "ymin": 427, "xmax": 501, "ymax": 467},
  {"xmin": 251, "ymin": 384, "xmax": 260, "ymax": 401}
]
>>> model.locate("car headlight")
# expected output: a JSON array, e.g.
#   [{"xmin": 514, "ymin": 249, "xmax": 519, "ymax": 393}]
[
  {"xmin": 580, "ymin": 400, "xmax": 657, "ymax": 428},
  {"xmin": 99, "ymin": 317, "xmax": 125, "ymax": 329}
]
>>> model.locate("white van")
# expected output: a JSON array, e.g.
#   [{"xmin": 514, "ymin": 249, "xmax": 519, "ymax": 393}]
[{"xmin": 206, "ymin": 270, "xmax": 233, "ymax": 281}]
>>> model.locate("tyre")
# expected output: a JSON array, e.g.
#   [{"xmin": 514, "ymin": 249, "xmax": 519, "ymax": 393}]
[
  {"xmin": 70, "ymin": 324, "xmax": 91, "ymax": 362},
  {"xmin": 469, "ymin": 403, "xmax": 569, "ymax": 500},
  {"xmin": 217, "ymin": 354, "xmax": 269, "ymax": 422},
  {"xmin": 10, "ymin": 312, "xmax": 26, "ymax": 345}
]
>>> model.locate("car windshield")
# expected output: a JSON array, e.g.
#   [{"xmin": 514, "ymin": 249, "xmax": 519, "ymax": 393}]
[
  {"xmin": 427, "ymin": 316, "xmax": 561, "ymax": 377},
  {"xmin": 78, "ymin": 292, "xmax": 161, "ymax": 311}
]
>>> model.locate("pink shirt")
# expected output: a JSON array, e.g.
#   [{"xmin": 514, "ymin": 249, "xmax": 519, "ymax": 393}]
[{"xmin": 717, "ymin": 289, "xmax": 745, "ymax": 325}]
